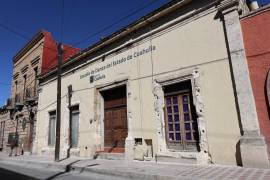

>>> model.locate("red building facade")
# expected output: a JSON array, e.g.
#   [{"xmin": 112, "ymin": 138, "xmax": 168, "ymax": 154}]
[
  {"xmin": 41, "ymin": 31, "xmax": 80, "ymax": 74},
  {"xmin": 241, "ymin": 7, "xmax": 270, "ymax": 154}
]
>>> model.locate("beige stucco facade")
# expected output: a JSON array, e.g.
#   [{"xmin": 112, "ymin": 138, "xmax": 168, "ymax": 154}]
[{"xmin": 35, "ymin": 2, "xmax": 244, "ymax": 166}]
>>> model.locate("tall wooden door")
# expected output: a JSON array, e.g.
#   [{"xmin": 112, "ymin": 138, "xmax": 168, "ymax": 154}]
[{"xmin": 103, "ymin": 86, "xmax": 127, "ymax": 153}]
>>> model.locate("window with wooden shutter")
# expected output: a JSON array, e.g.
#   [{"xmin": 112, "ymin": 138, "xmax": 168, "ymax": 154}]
[
  {"xmin": 48, "ymin": 111, "xmax": 56, "ymax": 146},
  {"xmin": 70, "ymin": 105, "xmax": 79, "ymax": 148}
]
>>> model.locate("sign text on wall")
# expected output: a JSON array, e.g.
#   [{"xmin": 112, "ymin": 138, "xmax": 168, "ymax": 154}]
[{"xmin": 79, "ymin": 45, "xmax": 156, "ymax": 83}]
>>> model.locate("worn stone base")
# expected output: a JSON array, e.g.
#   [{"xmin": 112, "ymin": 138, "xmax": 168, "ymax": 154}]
[
  {"xmin": 240, "ymin": 135, "xmax": 269, "ymax": 168},
  {"xmin": 69, "ymin": 148, "xmax": 80, "ymax": 157},
  {"xmin": 156, "ymin": 151, "xmax": 208, "ymax": 165},
  {"xmin": 124, "ymin": 137, "xmax": 135, "ymax": 161},
  {"xmin": 96, "ymin": 153, "xmax": 125, "ymax": 160},
  {"xmin": 134, "ymin": 145, "xmax": 147, "ymax": 161},
  {"xmin": 40, "ymin": 147, "xmax": 55, "ymax": 157},
  {"xmin": 156, "ymin": 154, "xmax": 197, "ymax": 164}
]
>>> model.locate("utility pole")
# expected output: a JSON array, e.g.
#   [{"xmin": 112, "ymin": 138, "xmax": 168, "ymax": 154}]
[{"xmin": 55, "ymin": 43, "xmax": 63, "ymax": 161}]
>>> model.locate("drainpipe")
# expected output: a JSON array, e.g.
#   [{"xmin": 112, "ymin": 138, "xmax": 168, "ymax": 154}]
[
  {"xmin": 67, "ymin": 85, "xmax": 72, "ymax": 158},
  {"xmin": 248, "ymin": 0, "xmax": 260, "ymax": 10}
]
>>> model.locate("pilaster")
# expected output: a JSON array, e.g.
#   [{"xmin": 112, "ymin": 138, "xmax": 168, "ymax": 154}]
[
  {"xmin": 218, "ymin": 0, "xmax": 269, "ymax": 168},
  {"xmin": 125, "ymin": 80, "xmax": 135, "ymax": 160}
]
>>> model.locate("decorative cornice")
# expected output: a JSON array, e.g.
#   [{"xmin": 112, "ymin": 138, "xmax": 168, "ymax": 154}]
[
  {"xmin": 238, "ymin": 0, "xmax": 250, "ymax": 15},
  {"xmin": 31, "ymin": 56, "xmax": 40, "ymax": 67},
  {"xmin": 21, "ymin": 65, "xmax": 29, "ymax": 74},
  {"xmin": 13, "ymin": 72, "xmax": 19, "ymax": 80},
  {"xmin": 13, "ymin": 30, "xmax": 45, "ymax": 63},
  {"xmin": 217, "ymin": 0, "xmax": 240, "ymax": 15}
]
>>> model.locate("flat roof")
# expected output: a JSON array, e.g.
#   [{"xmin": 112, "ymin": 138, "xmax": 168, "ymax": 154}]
[{"xmin": 12, "ymin": 30, "xmax": 47, "ymax": 63}]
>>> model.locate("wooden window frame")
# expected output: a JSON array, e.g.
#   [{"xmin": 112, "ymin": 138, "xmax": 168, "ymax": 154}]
[
  {"xmin": 48, "ymin": 111, "xmax": 56, "ymax": 147},
  {"xmin": 70, "ymin": 105, "xmax": 80, "ymax": 148},
  {"xmin": 163, "ymin": 81, "xmax": 200, "ymax": 152},
  {"xmin": 154, "ymin": 69, "xmax": 210, "ymax": 162}
]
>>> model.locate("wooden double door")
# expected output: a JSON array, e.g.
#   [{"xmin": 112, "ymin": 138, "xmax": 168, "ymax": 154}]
[{"xmin": 103, "ymin": 86, "xmax": 127, "ymax": 153}]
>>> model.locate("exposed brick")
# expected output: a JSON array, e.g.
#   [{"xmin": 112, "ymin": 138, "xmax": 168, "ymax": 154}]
[{"xmin": 241, "ymin": 10, "xmax": 270, "ymax": 155}]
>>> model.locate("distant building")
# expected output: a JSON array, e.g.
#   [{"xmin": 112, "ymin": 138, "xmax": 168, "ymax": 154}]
[
  {"xmin": 35, "ymin": 0, "xmax": 269, "ymax": 168},
  {"xmin": 0, "ymin": 31, "xmax": 79, "ymax": 154},
  {"xmin": 241, "ymin": 3, "xmax": 270, "ymax": 157},
  {"xmin": 0, "ymin": 107, "xmax": 8, "ymax": 151}
]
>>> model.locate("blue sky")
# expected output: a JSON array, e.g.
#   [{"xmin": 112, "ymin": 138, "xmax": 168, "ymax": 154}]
[
  {"xmin": 0, "ymin": 0, "xmax": 170, "ymax": 105},
  {"xmin": 257, "ymin": 0, "xmax": 270, "ymax": 5}
]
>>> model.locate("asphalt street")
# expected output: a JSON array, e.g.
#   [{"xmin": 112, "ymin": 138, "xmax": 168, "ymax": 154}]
[
  {"xmin": 0, "ymin": 163, "xmax": 128, "ymax": 180},
  {"xmin": 0, "ymin": 163, "xmax": 63, "ymax": 180}
]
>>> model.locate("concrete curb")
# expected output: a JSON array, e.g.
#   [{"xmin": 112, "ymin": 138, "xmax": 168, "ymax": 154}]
[{"xmin": 70, "ymin": 164, "xmax": 181, "ymax": 180}]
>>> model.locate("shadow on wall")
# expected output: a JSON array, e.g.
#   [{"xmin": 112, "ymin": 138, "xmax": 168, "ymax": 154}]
[
  {"xmin": 214, "ymin": 9, "xmax": 245, "ymax": 137},
  {"xmin": 235, "ymin": 141, "xmax": 243, "ymax": 166},
  {"xmin": 213, "ymin": 9, "xmax": 244, "ymax": 167}
]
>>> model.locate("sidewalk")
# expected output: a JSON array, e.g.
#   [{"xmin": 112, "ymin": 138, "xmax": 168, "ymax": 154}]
[{"xmin": 0, "ymin": 153, "xmax": 270, "ymax": 180}]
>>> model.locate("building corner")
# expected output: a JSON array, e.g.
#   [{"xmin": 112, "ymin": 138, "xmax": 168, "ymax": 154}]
[{"xmin": 218, "ymin": 0, "xmax": 269, "ymax": 168}]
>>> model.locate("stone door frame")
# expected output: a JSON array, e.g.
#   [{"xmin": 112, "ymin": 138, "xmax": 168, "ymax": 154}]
[
  {"xmin": 153, "ymin": 69, "xmax": 210, "ymax": 164},
  {"xmin": 95, "ymin": 79, "xmax": 134, "ymax": 159}
]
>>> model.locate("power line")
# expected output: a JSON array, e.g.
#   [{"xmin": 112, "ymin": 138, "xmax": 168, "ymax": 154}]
[
  {"xmin": 0, "ymin": 21, "xmax": 58, "ymax": 53},
  {"xmin": 71, "ymin": 0, "xmax": 161, "ymax": 46},
  {"xmin": 0, "ymin": 21, "xmax": 61, "ymax": 72},
  {"xmin": 0, "ymin": 23, "xmax": 30, "ymax": 41},
  {"xmin": 0, "ymin": 19, "xmax": 72, "ymax": 78},
  {"xmin": 0, "ymin": 0, "xmax": 164, "ymax": 81},
  {"xmin": 0, "ymin": 20, "xmax": 58, "ymax": 52}
]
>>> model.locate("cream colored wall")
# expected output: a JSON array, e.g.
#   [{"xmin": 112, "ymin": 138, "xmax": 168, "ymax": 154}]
[
  {"xmin": 200, "ymin": 61, "xmax": 240, "ymax": 165},
  {"xmin": 35, "ymin": 80, "xmax": 57, "ymax": 154},
  {"xmin": 36, "ymin": 10, "xmax": 241, "ymax": 165}
]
